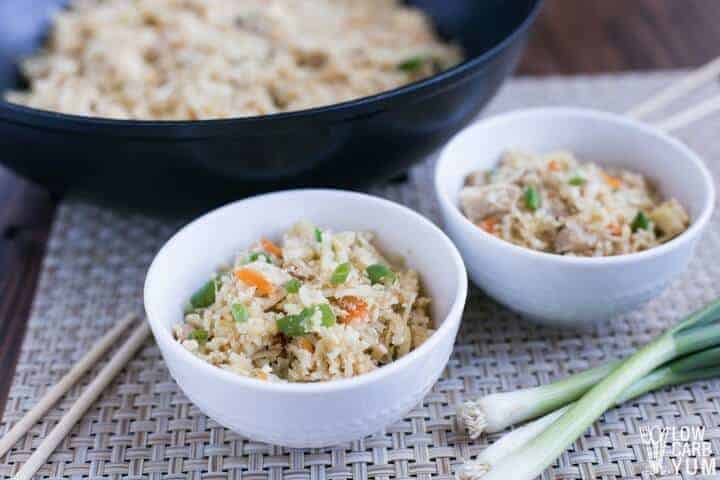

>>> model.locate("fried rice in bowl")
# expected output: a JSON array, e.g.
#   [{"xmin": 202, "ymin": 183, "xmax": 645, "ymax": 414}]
[{"xmin": 144, "ymin": 189, "xmax": 467, "ymax": 447}]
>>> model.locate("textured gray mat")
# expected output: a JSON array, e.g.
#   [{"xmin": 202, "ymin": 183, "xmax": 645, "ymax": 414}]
[{"xmin": 2, "ymin": 71, "xmax": 720, "ymax": 479}]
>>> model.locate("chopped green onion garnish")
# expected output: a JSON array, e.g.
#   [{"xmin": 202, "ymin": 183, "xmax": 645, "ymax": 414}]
[
  {"xmin": 318, "ymin": 304, "xmax": 336, "ymax": 327},
  {"xmin": 366, "ymin": 264, "xmax": 396, "ymax": 285},
  {"xmin": 568, "ymin": 176, "xmax": 586, "ymax": 186},
  {"xmin": 231, "ymin": 303, "xmax": 248, "ymax": 323},
  {"xmin": 190, "ymin": 279, "xmax": 216, "ymax": 309},
  {"xmin": 189, "ymin": 328, "xmax": 209, "ymax": 343},
  {"xmin": 524, "ymin": 186, "xmax": 540, "ymax": 211},
  {"xmin": 331, "ymin": 262, "xmax": 351, "ymax": 285},
  {"xmin": 398, "ymin": 55, "xmax": 426, "ymax": 72},
  {"xmin": 314, "ymin": 227, "xmax": 322, "ymax": 243},
  {"xmin": 284, "ymin": 279, "xmax": 301, "ymax": 294},
  {"xmin": 249, "ymin": 252, "xmax": 273, "ymax": 264},
  {"xmin": 631, "ymin": 211, "xmax": 650, "ymax": 232},
  {"xmin": 276, "ymin": 307, "xmax": 314, "ymax": 337}
]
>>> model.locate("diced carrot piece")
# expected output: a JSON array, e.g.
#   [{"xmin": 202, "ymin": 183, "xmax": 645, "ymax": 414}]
[
  {"xmin": 338, "ymin": 296, "xmax": 368, "ymax": 324},
  {"xmin": 234, "ymin": 268, "xmax": 275, "ymax": 296},
  {"xmin": 548, "ymin": 160, "xmax": 562, "ymax": 172},
  {"xmin": 478, "ymin": 217, "xmax": 499, "ymax": 234},
  {"xmin": 608, "ymin": 223, "xmax": 622, "ymax": 236},
  {"xmin": 298, "ymin": 337, "xmax": 314, "ymax": 353},
  {"xmin": 261, "ymin": 238, "xmax": 283, "ymax": 258},
  {"xmin": 602, "ymin": 172, "xmax": 622, "ymax": 189},
  {"xmin": 256, "ymin": 371, "xmax": 268, "ymax": 381}
]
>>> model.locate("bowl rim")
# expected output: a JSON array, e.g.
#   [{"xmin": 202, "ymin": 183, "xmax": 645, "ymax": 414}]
[
  {"xmin": 143, "ymin": 188, "xmax": 468, "ymax": 393},
  {"xmin": 434, "ymin": 106, "xmax": 716, "ymax": 266},
  {"xmin": 0, "ymin": 0, "xmax": 544, "ymax": 133}
]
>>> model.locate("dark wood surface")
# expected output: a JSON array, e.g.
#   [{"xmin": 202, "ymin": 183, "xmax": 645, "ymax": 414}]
[{"xmin": 1, "ymin": 0, "xmax": 719, "ymax": 415}]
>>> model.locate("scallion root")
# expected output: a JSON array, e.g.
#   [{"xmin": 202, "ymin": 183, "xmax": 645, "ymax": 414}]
[
  {"xmin": 456, "ymin": 460, "xmax": 490, "ymax": 480},
  {"xmin": 457, "ymin": 400, "xmax": 488, "ymax": 438}
]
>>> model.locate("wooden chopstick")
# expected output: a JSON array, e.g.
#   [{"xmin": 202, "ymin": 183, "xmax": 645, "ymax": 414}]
[
  {"xmin": 651, "ymin": 93, "xmax": 720, "ymax": 133},
  {"xmin": 0, "ymin": 312, "xmax": 138, "ymax": 458},
  {"xmin": 13, "ymin": 321, "xmax": 150, "ymax": 480},
  {"xmin": 626, "ymin": 56, "xmax": 720, "ymax": 120}
]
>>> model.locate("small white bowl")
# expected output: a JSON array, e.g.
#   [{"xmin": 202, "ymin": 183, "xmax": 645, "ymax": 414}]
[
  {"xmin": 144, "ymin": 189, "xmax": 467, "ymax": 447},
  {"xmin": 435, "ymin": 107, "xmax": 714, "ymax": 325}
]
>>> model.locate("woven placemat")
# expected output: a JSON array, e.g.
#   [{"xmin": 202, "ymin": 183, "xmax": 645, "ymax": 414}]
[{"xmin": 2, "ymin": 71, "xmax": 720, "ymax": 480}]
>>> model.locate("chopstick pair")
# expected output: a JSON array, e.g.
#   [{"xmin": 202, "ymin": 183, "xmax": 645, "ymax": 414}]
[
  {"xmin": 1, "ymin": 313, "xmax": 150, "ymax": 480},
  {"xmin": 626, "ymin": 56, "xmax": 720, "ymax": 131}
]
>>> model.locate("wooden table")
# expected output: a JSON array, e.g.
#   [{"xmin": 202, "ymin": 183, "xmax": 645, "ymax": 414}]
[{"xmin": 2, "ymin": 0, "xmax": 719, "ymax": 411}]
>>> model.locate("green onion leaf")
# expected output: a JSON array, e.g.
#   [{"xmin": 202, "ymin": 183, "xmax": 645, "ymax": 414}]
[
  {"xmin": 284, "ymin": 279, "xmax": 301, "ymax": 294},
  {"xmin": 318, "ymin": 304, "xmax": 336, "ymax": 327},
  {"xmin": 314, "ymin": 227, "xmax": 323, "ymax": 243},
  {"xmin": 231, "ymin": 303, "xmax": 248, "ymax": 323},
  {"xmin": 276, "ymin": 308, "xmax": 314, "ymax": 337},
  {"xmin": 190, "ymin": 279, "xmax": 216, "ymax": 309},
  {"xmin": 398, "ymin": 55, "xmax": 426, "ymax": 72},
  {"xmin": 631, "ymin": 211, "xmax": 650, "ymax": 232},
  {"xmin": 249, "ymin": 252, "xmax": 273, "ymax": 264},
  {"xmin": 189, "ymin": 328, "xmax": 209, "ymax": 343},
  {"xmin": 524, "ymin": 186, "xmax": 540, "ymax": 211},
  {"xmin": 366, "ymin": 264, "xmax": 396, "ymax": 285},
  {"xmin": 331, "ymin": 262, "xmax": 351, "ymax": 285},
  {"xmin": 568, "ymin": 176, "xmax": 586, "ymax": 186}
]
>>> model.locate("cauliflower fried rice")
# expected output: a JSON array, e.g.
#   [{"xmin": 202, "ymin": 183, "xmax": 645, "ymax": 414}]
[
  {"xmin": 6, "ymin": 0, "xmax": 463, "ymax": 119},
  {"xmin": 460, "ymin": 150, "xmax": 691, "ymax": 257},
  {"xmin": 174, "ymin": 221, "xmax": 434, "ymax": 382}
]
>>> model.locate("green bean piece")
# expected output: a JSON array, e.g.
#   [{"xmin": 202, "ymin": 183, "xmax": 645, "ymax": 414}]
[
  {"xmin": 366, "ymin": 264, "xmax": 396, "ymax": 285},
  {"xmin": 331, "ymin": 262, "xmax": 351, "ymax": 285},
  {"xmin": 318, "ymin": 304, "xmax": 336, "ymax": 327},
  {"xmin": 631, "ymin": 211, "xmax": 650, "ymax": 232},
  {"xmin": 284, "ymin": 279, "xmax": 301, "ymax": 294},
  {"xmin": 231, "ymin": 303, "xmax": 248, "ymax": 323},
  {"xmin": 277, "ymin": 308, "xmax": 314, "ymax": 337},
  {"xmin": 524, "ymin": 186, "xmax": 540, "ymax": 211},
  {"xmin": 398, "ymin": 55, "xmax": 426, "ymax": 72},
  {"xmin": 190, "ymin": 279, "xmax": 216, "ymax": 309},
  {"xmin": 189, "ymin": 329, "xmax": 209, "ymax": 343},
  {"xmin": 314, "ymin": 227, "xmax": 323, "ymax": 242},
  {"xmin": 569, "ymin": 176, "xmax": 586, "ymax": 186},
  {"xmin": 249, "ymin": 252, "xmax": 273, "ymax": 264}
]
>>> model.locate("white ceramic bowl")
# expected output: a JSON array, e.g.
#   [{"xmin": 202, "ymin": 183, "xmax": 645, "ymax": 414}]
[
  {"xmin": 435, "ymin": 107, "xmax": 714, "ymax": 325},
  {"xmin": 144, "ymin": 189, "xmax": 467, "ymax": 447}
]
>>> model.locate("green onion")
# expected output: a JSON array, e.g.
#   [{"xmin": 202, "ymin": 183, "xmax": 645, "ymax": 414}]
[
  {"xmin": 331, "ymin": 263, "xmax": 351, "ymax": 285},
  {"xmin": 189, "ymin": 328, "xmax": 209, "ymax": 343},
  {"xmin": 276, "ymin": 308, "xmax": 314, "ymax": 337},
  {"xmin": 190, "ymin": 279, "xmax": 217, "ymax": 309},
  {"xmin": 631, "ymin": 211, "xmax": 650, "ymax": 232},
  {"xmin": 231, "ymin": 303, "xmax": 248, "ymax": 323},
  {"xmin": 398, "ymin": 55, "xmax": 426, "ymax": 72},
  {"xmin": 284, "ymin": 279, "xmax": 301, "ymax": 294},
  {"xmin": 249, "ymin": 252, "xmax": 273, "ymax": 264},
  {"xmin": 314, "ymin": 227, "xmax": 323, "ymax": 242},
  {"xmin": 366, "ymin": 264, "xmax": 396, "ymax": 285},
  {"xmin": 458, "ymin": 359, "xmax": 621, "ymax": 437},
  {"xmin": 459, "ymin": 347, "xmax": 720, "ymax": 477},
  {"xmin": 474, "ymin": 299, "xmax": 720, "ymax": 480},
  {"xmin": 523, "ymin": 186, "xmax": 540, "ymax": 211},
  {"xmin": 318, "ymin": 304, "xmax": 336, "ymax": 327},
  {"xmin": 568, "ymin": 176, "xmax": 586, "ymax": 186}
]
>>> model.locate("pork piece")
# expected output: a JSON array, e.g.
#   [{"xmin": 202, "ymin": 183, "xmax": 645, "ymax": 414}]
[
  {"xmin": 460, "ymin": 184, "xmax": 521, "ymax": 223},
  {"xmin": 555, "ymin": 220, "xmax": 598, "ymax": 254}
]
